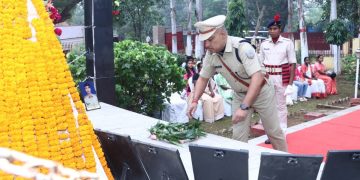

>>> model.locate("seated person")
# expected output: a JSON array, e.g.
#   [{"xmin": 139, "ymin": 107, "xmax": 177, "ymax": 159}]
[
  {"xmin": 293, "ymin": 64, "xmax": 309, "ymax": 102},
  {"xmin": 183, "ymin": 57, "xmax": 196, "ymax": 96},
  {"xmin": 314, "ymin": 55, "xmax": 337, "ymax": 95},
  {"xmin": 187, "ymin": 74, "xmax": 224, "ymax": 123},
  {"xmin": 301, "ymin": 57, "xmax": 326, "ymax": 98},
  {"xmin": 214, "ymin": 73, "xmax": 233, "ymax": 104}
]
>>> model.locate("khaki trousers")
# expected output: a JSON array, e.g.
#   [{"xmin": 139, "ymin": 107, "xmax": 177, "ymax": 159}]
[
  {"xmin": 231, "ymin": 83, "xmax": 288, "ymax": 152},
  {"xmin": 269, "ymin": 75, "xmax": 288, "ymax": 132}
]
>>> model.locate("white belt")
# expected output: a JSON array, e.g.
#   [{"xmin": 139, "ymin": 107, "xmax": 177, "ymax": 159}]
[{"xmin": 266, "ymin": 67, "xmax": 282, "ymax": 73}]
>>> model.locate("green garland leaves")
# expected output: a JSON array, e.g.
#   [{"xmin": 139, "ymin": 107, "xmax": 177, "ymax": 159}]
[{"xmin": 149, "ymin": 121, "xmax": 206, "ymax": 145}]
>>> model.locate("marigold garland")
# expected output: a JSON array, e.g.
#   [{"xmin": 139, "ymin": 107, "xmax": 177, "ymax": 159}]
[{"xmin": 0, "ymin": 0, "xmax": 113, "ymax": 179}]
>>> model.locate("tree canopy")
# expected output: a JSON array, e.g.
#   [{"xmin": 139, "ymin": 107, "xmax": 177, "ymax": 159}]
[
  {"xmin": 244, "ymin": 0, "xmax": 288, "ymax": 32},
  {"xmin": 325, "ymin": 19, "xmax": 352, "ymax": 46},
  {"xmin": 225, "ymin": 0, "xmax": 247, "ymax": 37},
  {"xmin": 321, "ymin": 0, "xmax": 360, "ymax": 36},
  {"xmin": 116, "ymin": 0, "xmax": 165, "ymax": 41},
  {"xmin": 53, "ymin": 0, "xmax": 82, "ymax": 23}
]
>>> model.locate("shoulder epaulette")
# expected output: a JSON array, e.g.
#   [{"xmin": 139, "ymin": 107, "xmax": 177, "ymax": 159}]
[{"xmin": 235, "ymin": 40, "xmax": 256, "ymax": 64}]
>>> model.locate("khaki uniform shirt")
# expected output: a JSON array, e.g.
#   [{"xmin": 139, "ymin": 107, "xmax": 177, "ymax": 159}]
[
  {"xmin": 200, "ymin": 36, "xmax": 266, "ymax": 93},
  {"xmin": 259, "ymin": 36, "xmax": 296, "ymax": 65}
]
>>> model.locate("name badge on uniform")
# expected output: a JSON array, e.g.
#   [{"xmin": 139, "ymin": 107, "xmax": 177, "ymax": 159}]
[
  {"xmin": 215, "ymin": 65, "xmax": 222, "ymax": 69},
  {"xmin": 264, "ymin": 48, "xmax": 270, "ymax": 50}
]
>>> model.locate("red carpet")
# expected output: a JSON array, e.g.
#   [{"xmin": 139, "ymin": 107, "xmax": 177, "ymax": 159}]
[{"xmin": 259, "ymin": 110, "xmax": 360, "ymax": 157}]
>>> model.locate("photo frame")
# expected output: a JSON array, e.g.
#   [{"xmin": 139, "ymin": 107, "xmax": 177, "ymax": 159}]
[
  {"xmin": 79, "ymin": 80, "xmax": 101, "ymax": 111},
  {"xmin": 94, "ymin": 130, "xmax": 149, "ymax": 180}
]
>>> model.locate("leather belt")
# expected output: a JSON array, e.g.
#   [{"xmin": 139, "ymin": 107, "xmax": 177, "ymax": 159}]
[
  {"xmin": 217, "ymin": 55, "xmax": 268, "ymax": 89},
  {"xmin": 267, "ymin": 72, "xmax": 282, "ymax": 75},
  {"xmin": 265, "ymin": 67, "xmax": 282, "ymax": 73}
]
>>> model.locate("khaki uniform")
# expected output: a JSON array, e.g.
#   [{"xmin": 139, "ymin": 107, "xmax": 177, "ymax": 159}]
[
  {"xmin": 260, "ymin": 36, "xmax": 296, "ymax": 132},
  {"xmin": 200, "ymin": 36, "xmax": 287, "ymax": 151}
]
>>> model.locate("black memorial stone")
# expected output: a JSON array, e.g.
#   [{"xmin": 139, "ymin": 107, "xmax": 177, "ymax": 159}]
[
  {"xmin": 94, "ymin": 130, "xmax": 149, "ymax": 180},
  {"xmin": 189, "ymin": 144, "xmax": 249, "ymax": 180},
  {"xmin": 258, "ymin": 153, "xmax": 323, "ymax": 180}
]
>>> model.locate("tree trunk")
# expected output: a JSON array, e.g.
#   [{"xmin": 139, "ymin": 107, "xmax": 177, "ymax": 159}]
[
  {"xmin": 298, "ymin": 0, "xmax": 308, "ymax": 64},
  {"xmin": 137, "ymin": 10, "xmax": 143, "ymax": 41},
  {"xmin": 195, "ymin": 0, "xmax": 204, "ymax": 59},
  {"xmin": 330, "ymin": 0, "xmax": 340, "ymax": 73},
  {"xmin": 287, "ymin": 0, "xmax": 294, "ymax": 42},
  {"xmin": 170, "ymin": 0, "xmax": 178, "ymax": 54},
  {"xmin": 358, "ymin": 0, "xmax": 360, "ymax": 38},
  {"xmin": 252, "ymin": 2, "xmax": 265, "ymax": 44},
  {"xmin": 186, "ymin": 0, "xmax": 193, "ymax": 56}
]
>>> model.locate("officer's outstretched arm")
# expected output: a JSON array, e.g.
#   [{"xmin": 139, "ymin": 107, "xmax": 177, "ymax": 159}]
[
  {"xmin": 187, "ymin": 76, "xmax": 209, "ymax": 118},
  {"xmin": 242, "ymin": 71, "xmax": 265, "ymax": 107},
  {"xmin": 193, "ymin": 76, "xmax": 209, "ymax": 103}
]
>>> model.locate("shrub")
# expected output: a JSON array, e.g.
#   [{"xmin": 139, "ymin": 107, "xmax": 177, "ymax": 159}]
[
  {"xmin": 342, "ymin": 54, "xmax": 357, "ymax": 81},
  {"xmin": 114, "ymin": 40, "xmax": 186, "ymax": 115},
  {"xmin": 173, "ymin": 53, "xmax": 187, "ymax": 67},
  {"xmin": 66, "ymin": 45, "xmax": 86, "ymax": 85}
]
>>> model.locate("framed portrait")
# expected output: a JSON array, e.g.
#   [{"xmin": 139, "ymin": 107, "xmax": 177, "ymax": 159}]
[{"xmin": 79, "ymin": 80, "xmax": 101, "ymax": 111}]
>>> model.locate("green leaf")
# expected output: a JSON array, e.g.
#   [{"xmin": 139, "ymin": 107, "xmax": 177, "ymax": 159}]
[
  {"xmin": 325, "ymin": 19, "xmax": 351, "ymax": 46},
  {"xmin": 149, "ymin": 121, "xmax": 206, "ymax": 145}
]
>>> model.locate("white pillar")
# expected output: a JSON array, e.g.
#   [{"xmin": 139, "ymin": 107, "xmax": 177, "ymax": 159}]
[
  {"xmin": 298, "ymin": 0, "xmax": 308, "ymax": 64},
  {"xmin": 330, "ymin": 0, "xmax": 339, "ymax": 73},
  {"xmin": 355, "ymin": 49, "xmax": 360, "ymax": 98},
  {"xmin": 170, "ymin": 0, "xmax": 178, "ymax": 54},
  {"xmin": 195, "ymin": 0, "xmax": 204, "ymax": 59},
  {"xmin": 186, "ymin": 0, "xmax": 193, "ymax": 56}
]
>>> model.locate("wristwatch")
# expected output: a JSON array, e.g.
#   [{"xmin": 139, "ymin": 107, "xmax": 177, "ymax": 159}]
[{"xmin": 240, "ymin": 103, "xmax": 250, "ymax": 110}]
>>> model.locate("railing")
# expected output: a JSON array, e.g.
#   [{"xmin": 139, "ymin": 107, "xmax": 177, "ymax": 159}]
[{"xmin": 308, "ymin": 50, "xmax": 346, "ymax": 58}]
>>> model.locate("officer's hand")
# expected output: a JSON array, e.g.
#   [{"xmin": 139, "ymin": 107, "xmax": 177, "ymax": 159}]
[
  {"xmin": 232, "ymin": 109, "xmax": 248, "ymax": 124},
  {"xmin": 187, "ymin": 102, "xmax": 198, "ymax": 119}
]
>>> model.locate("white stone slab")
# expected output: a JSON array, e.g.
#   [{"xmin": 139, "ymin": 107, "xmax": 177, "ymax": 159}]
[{"xmin": 87, "ymin": 103, "xmax": 283, "ymax": 180}]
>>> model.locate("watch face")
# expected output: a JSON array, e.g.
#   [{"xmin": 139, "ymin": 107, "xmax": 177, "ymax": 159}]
[{"xmin": 240, "ymin": 104, "xmax": 249, "ymax": 110}]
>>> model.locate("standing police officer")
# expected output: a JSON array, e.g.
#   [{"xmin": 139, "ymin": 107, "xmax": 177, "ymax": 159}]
[
  {"xmin": 187, "ymin": 15, "xmax": 287, "ymax": 152},
  {"xmin": 259, "ymin": 15, "xmax": 296, "ymax": 144}
]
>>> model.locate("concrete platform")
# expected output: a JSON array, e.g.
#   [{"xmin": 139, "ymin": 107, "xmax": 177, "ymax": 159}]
[{"xmin": 87, "ymin": 103, "xmax": 282, "ymax": 180}]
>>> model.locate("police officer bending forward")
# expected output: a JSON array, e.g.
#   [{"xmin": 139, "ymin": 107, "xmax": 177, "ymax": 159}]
[{"xmin": 187, "ymin": 15, "xmax": 287, "ymax": 152}]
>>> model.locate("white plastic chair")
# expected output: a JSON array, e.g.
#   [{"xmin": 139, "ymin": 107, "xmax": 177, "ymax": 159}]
[
  {"xmin": 162, "ymin": 93, "xmax": 189, "ymax": 123},
  {"xmin": 223, "ymin": 99, "xmax": 232, "ymax": 117}
]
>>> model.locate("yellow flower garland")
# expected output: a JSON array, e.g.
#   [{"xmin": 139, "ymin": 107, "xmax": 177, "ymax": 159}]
[{"xmin": 0, "ymin": 0, "xmax": 113, "ymax": 179}]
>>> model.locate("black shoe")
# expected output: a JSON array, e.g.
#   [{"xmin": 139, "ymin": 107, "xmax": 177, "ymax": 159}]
[{"xmin": 265, "ymin": 139, "xmax": 271, "ymax": 144}]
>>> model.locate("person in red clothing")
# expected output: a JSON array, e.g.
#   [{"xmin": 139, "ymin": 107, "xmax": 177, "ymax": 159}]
[
  {"xmin": 313, "ymin": 55, "xmax": 337, "ymax": 95},
  {"xmin": 300, "ymin": 57, "xmax": 327, "ymax": 98},
  {"xmin": 183, "ymin": 57, "xmax": 196, "ymax": 96}
]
